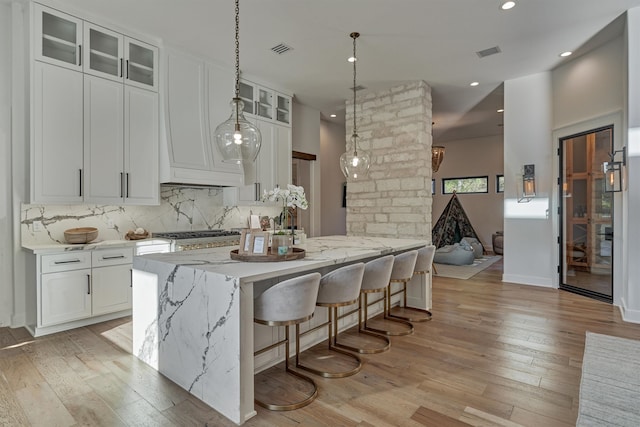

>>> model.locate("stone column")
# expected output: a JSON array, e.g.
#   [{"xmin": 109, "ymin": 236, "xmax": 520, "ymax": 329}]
[{"xmin": 345, "ymin": 81, "xmax": 433, "ymax": 240}]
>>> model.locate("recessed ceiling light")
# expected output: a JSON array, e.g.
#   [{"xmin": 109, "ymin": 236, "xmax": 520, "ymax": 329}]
[
  {"xmin": 501, "ymin": 1, "xmax": 516, "ymax": 10},
  {"xmin": 347, "ymin": 56, "xmax": 357, "ymax": 63},
  {"xmin": 560, "ymin": 51, "xmax": 573, "ymax": 57},
  {"xmin": 330, "ymin": 114, "xmax": 337, "ymax": 118},
  {"xmin": 470, "ymin": 81, "xmax": 479, "ymax": 87},
  {"xmin": 497, "ymin": 109, "xmax": 504, "ymax": 113}
]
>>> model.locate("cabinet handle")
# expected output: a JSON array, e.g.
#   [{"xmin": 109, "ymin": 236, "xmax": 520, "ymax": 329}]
[
  {"xmin": 120, "ymin": 172, "xmax": 124, "ymax": 197},
  {"xmin": 120, "ymin": 58, "xmax": 123, "ymax": 77},
  {"xmin": 254, "ymin": 100, "xmax": 258, "ymax": 114},
  {"xmin": 254, "ymin": 183, "xmax": 259, "ymax": 201},
  {"xmin": 102, "ymin": 255, "xmax": 126, "ymax": 260},
  {"xmin": 130, "ymin": 269, "xmax": 133, "ymax": 287},
  {"xmin": 79, "ymin": 169, "xmax": 83, "ymax": 197},
  {"xmin": 126, "ymin": 59, "xmax": 129, "ymax": 79},
  {"xmin": 78, "ymin": 45, "xmax": 82, "ymax": 66},
  {"xmin": 126, "ymin": 173, "xmax": 130, "ymax": 198},
  {"xmin": 53, "ymin": 259, "xmax": 81, "ymax": 265},
  {"xmin": 87, "ymin": 274, "xmax": 91, "ymax": 295}
]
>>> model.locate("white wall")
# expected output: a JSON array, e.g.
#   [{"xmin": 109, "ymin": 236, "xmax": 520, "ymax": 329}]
[
  {"xmin": 0, "ymin": 1, "xmax": 13, "ymax": 326},
  {"xmin": 623, "ymin": 7, "xmax": 640, "ymax": 322},
  {"xmin": 503, "ymin": 72, "xmax": 554, "ymax": 287},
  {"xmin": 431, "ymin": 135, "xmax": 504, "ymax": 250},
  {"xmin": 320, "ymin": 119, "xmax": 346, "ymax": 236},
  {"xmin": 551, "ymin": 35, "xmax": 625, "ymax": 305},
  {"xmin": 553, "ymin": 37, "xmax": 624, "ymax": 129},
  {"xmin": 292, "ymin": 102, "xmax": 321, "ymax": 237}
]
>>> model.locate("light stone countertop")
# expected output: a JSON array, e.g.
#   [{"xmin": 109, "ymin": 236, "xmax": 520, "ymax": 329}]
[
  {"xmin": 22, "ymin": 238, "xmax": 172, "ymax": 254},
  {"xmin": 133, "ymin": 235, "xmax": 429, "ymax": 284}
]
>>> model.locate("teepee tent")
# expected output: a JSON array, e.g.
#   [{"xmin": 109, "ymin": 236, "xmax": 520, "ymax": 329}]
[{"xmin": 432, "ymin": 192, "xmax": 484, "ymax": 250}]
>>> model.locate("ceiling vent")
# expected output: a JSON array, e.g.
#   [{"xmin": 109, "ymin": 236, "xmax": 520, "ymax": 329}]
[
  {"xmin": 271, "ymin": 43, "xmax": 293, "ymax": 55},
  {"xmin": 350, "ymin": 85, "xmax": 366, "ymax": 91},
  {"xmin": 476, "ymin": 46, "xmax": 502, "ymax": 58}
]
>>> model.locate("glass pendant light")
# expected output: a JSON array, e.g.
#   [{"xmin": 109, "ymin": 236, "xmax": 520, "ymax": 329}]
[
  {"xmin": 214, "ymin": 0, "xmax": 261, "ymax": 164},
  {"xmin": 340, "ymin": 32, "xmax": 370, "ymax": 180}
]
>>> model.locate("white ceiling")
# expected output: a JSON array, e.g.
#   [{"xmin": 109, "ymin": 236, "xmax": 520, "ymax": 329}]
[{"xmin": 54, "ymin": 0, "xmax": 640, "ymax": 142}]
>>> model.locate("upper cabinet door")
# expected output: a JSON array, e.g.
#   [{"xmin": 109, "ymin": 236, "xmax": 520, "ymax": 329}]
[
  {"xmin": 83, "ymin": 23, "xmax": 124, "ymax": 82},
  {"xmin": 256, "ymin": 87, "xmax": 274, "ymax": 120},
  {"xmin": 33, "ymin": 61, "xmax": 84, "ymax": 204},
  {"xmin": 34, "ymin": 4, "xmax": 83, "ymax": 71},
  {"xmin": 276, "ymin": 94, "xmax": 291, "ymax": 125},
  {"xmin": 125, "ymin": 38, "xmax": 158, "ymax": 91}
]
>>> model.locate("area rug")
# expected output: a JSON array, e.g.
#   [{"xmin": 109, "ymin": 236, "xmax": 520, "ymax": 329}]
[
  {"xmin": 577, "ymin": 332, "xmax": 640, "ymax": 426},
  {"xmin": 434, "ymin": 255, "xmax": 501, "ymax": 280}
]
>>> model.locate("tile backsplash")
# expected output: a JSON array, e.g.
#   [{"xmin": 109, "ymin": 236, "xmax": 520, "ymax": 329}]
[{"xmin": 21, "ymin": 186, "xmax": 281, "ymax": 246}]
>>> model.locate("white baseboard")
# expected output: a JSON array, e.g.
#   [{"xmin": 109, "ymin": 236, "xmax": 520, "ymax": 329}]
[
  {"xmin": 502, "ymin": 274, "xmax": 554, "ymax": 288},
  {"xmin": 620, "ymin": 298, "xmax": 640, "ymax": 324}
]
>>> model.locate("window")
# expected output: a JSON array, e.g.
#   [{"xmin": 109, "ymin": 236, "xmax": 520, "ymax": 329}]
[
  {"xmin": 442, "ymin": 176, "xmax": 489, "ymax": 194},
  {"xmin": 497, "ymin": 175, "xmax": 504, "ymax": 193}
]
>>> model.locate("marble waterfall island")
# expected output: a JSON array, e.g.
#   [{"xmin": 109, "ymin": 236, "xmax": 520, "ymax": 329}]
[{"xmin": 132, "ymin": 236, "xmax": 429, "ymax": 425}]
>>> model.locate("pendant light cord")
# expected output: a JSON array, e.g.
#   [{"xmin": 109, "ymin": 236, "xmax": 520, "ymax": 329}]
[
  {"xmin": 351, "ymin": 32, "xmax": 359, "ymax": 155},
  {"xmin": 234, "ymin": 0, "xmax": 240, "ymax": 98},
  {"xmin": 234, "ymin": 0, "xmax": 240, "ymax": 127}
]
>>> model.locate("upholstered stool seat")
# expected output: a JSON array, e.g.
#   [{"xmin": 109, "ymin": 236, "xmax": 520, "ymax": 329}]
[
  {"xmin": 363, "ymin": 252, "xmax": 417, "ymax": 337},
  {"xmin": 336, "ymin": 255, "xmax": 393, "ymax": 354},
  {"xmin": 296, "ymin": 263, "xmax": 365, "ymax": 378},
  {"xmin": 389, "ymin": 245, "xmax": 434, "ymax": 322},
  {"xmin": 253, "ymin": 272, "xmax": 321, "ymax": 411},
  {"xmin": 383, "ymin": 250, "xmax": 419, "ymax": 334}
]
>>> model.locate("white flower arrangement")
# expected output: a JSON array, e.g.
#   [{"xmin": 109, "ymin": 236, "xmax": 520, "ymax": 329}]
[
  {"xmin": 262, "ymin": 185, "xmax": 308, "ymax": 234},
  {"xmin": 261, "ymin": 184, "xmax": 308, "ymax": 210}
]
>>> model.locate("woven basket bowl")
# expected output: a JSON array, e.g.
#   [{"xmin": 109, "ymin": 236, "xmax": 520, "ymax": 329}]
[{"xmin": 64, "ymin": 227, "xmax": 99, "ymax": 244}]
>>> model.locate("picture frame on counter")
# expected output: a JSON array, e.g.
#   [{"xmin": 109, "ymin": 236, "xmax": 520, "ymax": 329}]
[
  {"xmin": 250, "ymin": 232, "xmax": 269, "ymax": 255},
  {"xmin": 239, "ymin": 229, "xmax": 253, "ymax": 254}
]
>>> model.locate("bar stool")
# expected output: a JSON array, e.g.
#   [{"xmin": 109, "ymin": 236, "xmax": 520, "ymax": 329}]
[
  {"xmin": 336, "ymin": 255, "xmax": 393, "ymax": 354},
  {"xmin": 385, "ymin": 250, "xmax": 421, "ymax": 331},
  {"xmin": 296, "ymin": 263, "xmax": 365, "ymax": 378},
  {"xmin": 253, "ymin": 272, "xmax": 321, "ymax": 411},
  {"xmin": 360, "ymin": 254, "xmax": 415, "ymax": 337},
  {"xmin": 391, "ymin": 245, "xmax": 434, "ymax": 322}
]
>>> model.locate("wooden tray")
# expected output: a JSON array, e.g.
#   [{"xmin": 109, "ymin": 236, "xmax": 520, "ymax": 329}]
[{"xmin": 230, "ymin": 247, "xmax": 306, "ymax": 262}]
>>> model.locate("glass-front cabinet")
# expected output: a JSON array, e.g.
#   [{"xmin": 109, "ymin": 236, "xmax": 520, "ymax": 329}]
[
  {"xmin": 35, "ymin": 5, "xmax": 83, "ymax": 71},
  {"xmin": 84, "ymin": 23, "xmax": 158, "ymax": 90},
  {"xmin": 35, "ymin": 5, "xmax": 157, "ymax": 91},
  {"xmin": 239, "ymin": 79, "xmax": 291, "ymax": 126}
]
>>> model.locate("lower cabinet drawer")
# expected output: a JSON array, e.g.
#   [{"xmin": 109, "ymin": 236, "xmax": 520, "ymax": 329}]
[{"xmin": 41, "ymin": 252, "xmax": 91, "ymax": 274}]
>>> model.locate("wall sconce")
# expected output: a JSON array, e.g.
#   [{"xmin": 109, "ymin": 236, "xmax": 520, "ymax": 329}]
[
  {"xmin": 518, "ymin": 164, "xmax": 535, "ymax": 203},
  {"xmin": 432, "ymin": 146, "xmax": 445, "ymax": 173},
  {"xmin": 603, "ymin": 146, "xmax": 626, "ymax": 193}
]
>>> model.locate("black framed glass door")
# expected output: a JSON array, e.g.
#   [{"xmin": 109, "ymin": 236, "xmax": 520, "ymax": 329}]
[{"xmin": 559, "ymin": 126, "xmax": 613, "ymax": 302}]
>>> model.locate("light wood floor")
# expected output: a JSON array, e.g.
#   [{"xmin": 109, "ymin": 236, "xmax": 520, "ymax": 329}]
[{"xmin": 3, "ymin": 260, "xmax": 640, "ymax": 426}]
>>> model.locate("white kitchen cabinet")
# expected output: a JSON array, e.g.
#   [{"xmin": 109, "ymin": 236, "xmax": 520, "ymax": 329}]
[
  {"xmin": 41, "ymin": 269, "xmax": 92, "ymax": 326},
  {"xmin": 31, "ymin": 4, "xmax": 159, "ymax": 205},
  {"xmin": 239, "ymin": 79, "xmax": 291, "ymax": 126},
  {"xmin": 124, "ymin": 86, "xmax": 159, "ymax": 204},
  {"xmin": 83, "ymin": 76, "xmax": 158, "ymax": 205},
  {"xmin": 32, "ymin": 61, "xmax": 84, "ymax": 203},
  {"xmin": 84, "ymin": 22, "xmax": 158, "ymax": 91},
  {"xmin": 91, "ymin": 248, "xmax": 134, "ymax": 315},
  {"xmin": 39, "ymin": 252, "xmax": 92, "ymax": 327},
  {"xmin": 224, "ymin": 119, "xmax": 292, "ymax": 205},
  {"xmin": 83, "ymin": 74, "xmax": 124, "ymax": 204},
  {"xmin": 34, "ymin": 4, "xmax": 83, "ymax": 72},
  {"xmin": 28, "ymin": 247, "xmax": 134, "ymax": 336},
  {"xmin": 161, "ymin": 49, "xmax": 243, "ymax": 186}
]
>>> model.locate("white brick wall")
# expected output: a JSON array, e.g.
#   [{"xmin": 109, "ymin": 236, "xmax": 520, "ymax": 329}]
[{"xmin": 345, "ymin": 81, "xmax": 433, "ymax": 240}]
